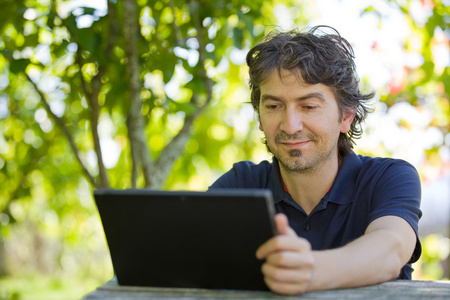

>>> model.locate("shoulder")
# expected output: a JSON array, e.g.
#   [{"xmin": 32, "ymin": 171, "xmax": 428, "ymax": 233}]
[
  {"xmin": 335, "ymin": 153, "xmax": 420, "ymax": 194},
  {"xmin": 232, "ymin": 160, "xmax": 273, "ymax": 174},
  {"xmin": 354, "ymin": 154, "xmax": 422, "ymax": 224},
  {"xmin": 357, "ymin": 154, "xmax": 416, "ymax": 170},
  {"xmin": 208, "ymin": 160, "xmax": 273, "ymax": 189},
  {"xmin": 356, "ymin": 155, "xmax": 420, "ymax": 189},
  {"xmin": 356, "ymin": 155, "xmax": 423, "ymax": 264},
  {"xmin": 342, "ymin": 153, "xmax": 422, "ymax": 220}
]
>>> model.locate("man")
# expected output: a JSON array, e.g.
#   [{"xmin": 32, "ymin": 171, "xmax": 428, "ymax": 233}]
[{"xmin": 208, "ymin": 26, "xmax": 422, "ymax": 295}]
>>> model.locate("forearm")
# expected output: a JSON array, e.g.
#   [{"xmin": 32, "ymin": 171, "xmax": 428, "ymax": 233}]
[
  {"xmin": 308, "ymin": 221, "xmax": 414, "ymax": 291},
  {"xmin": 257, "ymin": 215, "xmax": 417, "ymax": 295}
]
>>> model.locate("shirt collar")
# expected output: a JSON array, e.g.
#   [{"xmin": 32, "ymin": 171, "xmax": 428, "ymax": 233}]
[
  {"xmin": 269, "ymin": 153, "xmax": 362, "ymax": 205},
  {"xmin": 327, "ymin": 152, "xmax": 362, "ymax": 204},
  {"xmin": 268, "ymin": 157, "xmax": 290, "ymax": 204}
]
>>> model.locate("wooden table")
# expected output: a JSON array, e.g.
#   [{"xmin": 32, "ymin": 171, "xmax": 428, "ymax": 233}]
[{"xmin": 83, "ymin": 278, "xmax": 450, "ymax": 299}]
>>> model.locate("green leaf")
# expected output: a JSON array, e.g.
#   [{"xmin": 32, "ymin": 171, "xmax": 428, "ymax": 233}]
[
  {"xmin": 10, "ymin": 58, "xmax": 30, "ymax": 74},
  {"xmin": 80, "ymin": 7, "xmax": 97, "ymax": 16},
  {"xmin": 233, "ymin": 27, "xmax": 243, "ymax": 49},
  {"xmin": 173, "ymin": 101, "xmax": 196, "ymax": 115},
  {"xmin": 22, "ymin": 33, "xmax": 39, "ymax": 47},
  {"xmin": 64, "ymin": 14, "xmax": 78, "ymax": 36},
  {"xmin": 185, "ymin": 78, "xmax": 206, "ymax": 92},
  {"xmin": 0, "ymin": 49, "xmax": 13, "ymax": 60}
]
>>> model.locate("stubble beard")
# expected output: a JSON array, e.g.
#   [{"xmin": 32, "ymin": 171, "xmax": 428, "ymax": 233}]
[
  {"xmin": 280, "ymin": 148, "xmax": 320, "ymax": 174},
  {"xmin": 265, "ymin": 131, "xmax": 321, "ymax": 174}
]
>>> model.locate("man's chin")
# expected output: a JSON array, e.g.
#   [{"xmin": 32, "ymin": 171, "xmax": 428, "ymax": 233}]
[
  {"xmin": 276, "ymin": 155, "xmax": 309, "ymax": 172},
  {"xmin": 288, "ymin": 149, "xmax": 302, "ymax": 157}
]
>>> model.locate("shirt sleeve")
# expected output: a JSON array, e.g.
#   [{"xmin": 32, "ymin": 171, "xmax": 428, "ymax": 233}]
[{"xmin": 367, "ymin": 158, "xmax": 422, "ymax": 263}]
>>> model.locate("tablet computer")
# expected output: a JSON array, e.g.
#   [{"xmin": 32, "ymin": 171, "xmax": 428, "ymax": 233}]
[{"xmin": 94, "ymin": 188, "xmax": 276, "ymax": 291}]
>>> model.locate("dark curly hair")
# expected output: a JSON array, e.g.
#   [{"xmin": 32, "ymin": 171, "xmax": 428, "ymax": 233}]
[{"xmin": 246, "ymin": 25, "xmax": 374, "ymax": 158}]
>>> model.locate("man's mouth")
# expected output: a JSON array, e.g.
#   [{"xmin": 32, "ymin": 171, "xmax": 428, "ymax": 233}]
[{"xmin": 280, "ymin": 140, "xmax": 310, "ymax": 148}]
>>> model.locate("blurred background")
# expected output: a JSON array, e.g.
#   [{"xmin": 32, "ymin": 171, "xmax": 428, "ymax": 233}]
[{"xmin": 0, "ymin": 0, "xmax": 448, "ymax": 299}]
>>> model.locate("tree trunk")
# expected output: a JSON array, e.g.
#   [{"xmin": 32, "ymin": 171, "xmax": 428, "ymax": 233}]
[
  {"xmin": 123, "ymin": 0, "xmax": 154, "ymax": 188},
  {"xmin": 0, "ymin": 235, "xmax": 7, "ymax": 277}
]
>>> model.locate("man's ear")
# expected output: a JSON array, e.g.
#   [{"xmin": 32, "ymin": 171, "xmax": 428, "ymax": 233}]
[
  {"xmin": 340, "ymin": 110, "xmax": 355, "ymax": 134},
  {"xmin": 258, "ymin": 114, "xmax": 264, "ymax": 131}
]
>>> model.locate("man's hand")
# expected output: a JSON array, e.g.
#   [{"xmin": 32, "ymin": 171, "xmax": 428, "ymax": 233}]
[
  {"xmin": 257, "ymin": 214, "xmax": 417, "ymax": 295},
  {"xmin": 256, "ymin": 214, "xmax": 315, "ymax": 295}
]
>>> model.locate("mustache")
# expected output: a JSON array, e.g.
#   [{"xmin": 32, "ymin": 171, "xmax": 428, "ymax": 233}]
[{"xmin": 274, "ymin": 131, "xmax": 316, "ymax": 143}]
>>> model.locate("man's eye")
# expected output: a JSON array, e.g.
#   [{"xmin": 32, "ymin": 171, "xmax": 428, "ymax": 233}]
[
  {"xmin": 265, "ymin": 105, "xmax": 279, "ymax": 109},
  {"xmin": 303, "ymin": 105, "xmax": 317, "ymax": 110}
]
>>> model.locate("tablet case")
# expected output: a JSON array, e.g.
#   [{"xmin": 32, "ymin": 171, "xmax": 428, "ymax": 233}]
[{"xmin": 94, "ymin": 188, "xmax": 276, "ymax": 291}]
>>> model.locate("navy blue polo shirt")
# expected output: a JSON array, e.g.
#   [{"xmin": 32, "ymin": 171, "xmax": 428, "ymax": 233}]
[{"xmin": 209, "ymin": 152, "xmax": 422, "ymax": 279}]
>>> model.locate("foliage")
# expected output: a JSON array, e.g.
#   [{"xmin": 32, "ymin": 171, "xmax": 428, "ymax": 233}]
[
  {"xmin": 0, "ymin": 0, "xmax": 448, "ymax": 298},
  {"xmin": 413, "ymin": 234, "xmax": 450, "ymax": 280},
  {"xmin": 0, "ymin": 0, "xmax": 293, "ymax": 297},
  {"xmin": 357, "ymin": 0, "xmax": 450, "ymax": 281}
]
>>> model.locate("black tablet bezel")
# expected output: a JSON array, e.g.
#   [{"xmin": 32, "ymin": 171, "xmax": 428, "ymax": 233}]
[{"xmin": 94, "ymin": 188, "xmax": 276, "ymax": 291}]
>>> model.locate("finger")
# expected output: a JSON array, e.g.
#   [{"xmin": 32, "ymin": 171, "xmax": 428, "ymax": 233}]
[
  {"xmin": 262, "ymin": 262, "xmax": 313, "ymax": 284},
  {"xmin": 256, "ymin": 235, "xmax": 311, "ymax": 259},
  {"xmin": 275, "ymin": 213, "xmax": 289, "ymax": 235},
  {"xmin": 265, "ymin": 251, "xmax": 315, "ymax": 268},
  {"xmin": 274, "ymin": 213, "xmax": 297, "ymax": 237},
  {"xmin": 265, "ymin": 279, "xmax": 309, "ymax": 295},
  {"xmin": 263, "ymin": 273, "xmax": 310, "ymax": 295}
]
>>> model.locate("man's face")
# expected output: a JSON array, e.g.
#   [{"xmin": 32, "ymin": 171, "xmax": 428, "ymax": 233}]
[{"xmin": 258, "ymin": 69, "xmax": 354, "ymax": 174}]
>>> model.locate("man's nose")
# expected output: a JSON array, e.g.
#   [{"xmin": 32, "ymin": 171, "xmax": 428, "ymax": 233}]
[{"xmin": 280, "ymin": 106, "xmax": 303, "ymax": 134}]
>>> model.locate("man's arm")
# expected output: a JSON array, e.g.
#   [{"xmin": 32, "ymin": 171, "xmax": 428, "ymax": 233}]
[{"xmin": 256, "ymin": 213, "xmax": 417, "ymax": 295}]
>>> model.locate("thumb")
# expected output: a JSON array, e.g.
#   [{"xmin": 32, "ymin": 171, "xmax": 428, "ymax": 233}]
[{"xmin": 274, "ymin": 213, "xmax": 297, "ymax": 236}]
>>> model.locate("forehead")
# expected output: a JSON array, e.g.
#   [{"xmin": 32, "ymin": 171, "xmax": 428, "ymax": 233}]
[
  {"xmin": 260, "ymin": 69, "xmax": 336, "ymax": 101},
  {"xmin": 262, "ymin": 68, "xmax": 305, "ymax": 87}
]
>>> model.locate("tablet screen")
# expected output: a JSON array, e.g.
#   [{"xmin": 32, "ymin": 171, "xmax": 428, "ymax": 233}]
[{"xmin": 94, "ymin": 188, "xmax": 276, "ymax": 291}]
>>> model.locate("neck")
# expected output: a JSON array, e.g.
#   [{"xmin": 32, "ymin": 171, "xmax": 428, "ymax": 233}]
[{"xmin": 279, "ymin": 155, "xmax": 340, "ymax": 215}]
